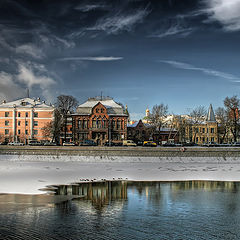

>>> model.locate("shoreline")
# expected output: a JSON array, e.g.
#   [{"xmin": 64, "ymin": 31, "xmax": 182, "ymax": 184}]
[{"xmin": 1, "ymin": 154, "xmax": 240, "ymax": 195}]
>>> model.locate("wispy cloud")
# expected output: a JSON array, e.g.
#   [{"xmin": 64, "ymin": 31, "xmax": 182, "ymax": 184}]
[
  {"xmin": 74, "ymin": 4, "xmax": 109, "ymax": 12},
  {"xmin": 203, "ymin": 0, "xmax": 240, "ymax": 31},
  {"xmin": 160, "ymin": 60, "xmax": 240, "ymax": 81},
  {"xmin": 87, "ymin": 7, "xmax": 150, "ymax": 35},
  {"xmin": 16, "ymin": 44, "xmax": 45, "ymax": 59},
  {"xmin": 149, "ymin": 15, "xmax": 193, "ymax": 39},
  {"xmin": 149, "ymin": 25, "xmax": 193, "ymax": 38},
  {"xmin": 58, "ymin": 56, "xmax": 123, "ymax": 61}
]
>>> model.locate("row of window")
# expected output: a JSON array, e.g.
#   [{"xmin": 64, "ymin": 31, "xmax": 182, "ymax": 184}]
[
  {"xmin": 5, "ymin": 121, "xmax": 38, "ymax": 126},
  {"xmin": 195, "ymin": 127, "xmax": 215, "ymax": 133},
  {"xmin": 95, "ymin": 108, "xmax": 105, "ymax": 113},
  {"xmin": 78, "ymin": 119, "xmax": 125, "ymax": 130},
  {"xmin": 196, "ymin": 137, "xmax": 215, "ymax": 142},
  {"xmin": 4, "ymin": 112, "xmax": 38, "ymax": 117},
  {"xmin": 4, "ymin": 129, "xmax": 38, "ymax": 135}
]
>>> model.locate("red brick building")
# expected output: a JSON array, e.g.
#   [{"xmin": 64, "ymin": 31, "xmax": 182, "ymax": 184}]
[
  {"xmin": 72, "ymin": 97, "xmax": 128, "ymax": 146},
  {"xmin": 127, "ymin": 120, "xmax": 153, "ymax": 142}
]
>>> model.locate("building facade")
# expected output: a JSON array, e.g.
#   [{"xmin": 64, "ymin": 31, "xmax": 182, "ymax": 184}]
[
  {"xmin": 186, "ymin": 104, "xmax": 218, "ymax": 144},
  {"xmin": 72, "ymin": 97, "xmax": 128, "ymax": 146},
  {"xmin": 127, "ymin": 120, "xmax": 153, "ymax": 142},
  {"xmin": 0, "ymin": 98, "xmax": 54, "ymax": 143}
]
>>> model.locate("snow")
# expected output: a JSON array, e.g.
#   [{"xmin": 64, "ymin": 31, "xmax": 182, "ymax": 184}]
[
  {"xmin": 78, "ymin": 99, "xmax": 122, "ymax": 109},
  {"xmin": 0, "ymin": 154, "xmax": 240, "ymax": 194}
]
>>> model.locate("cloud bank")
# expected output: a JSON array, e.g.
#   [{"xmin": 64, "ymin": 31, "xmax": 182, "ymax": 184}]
[{"xmin": 204, "ymin": 0, "xmax": 240, "ymax": 31}]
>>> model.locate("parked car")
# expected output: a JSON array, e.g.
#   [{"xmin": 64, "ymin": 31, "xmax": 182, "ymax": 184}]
[
  {"xmin": 162, "ymin": 142, "xmax": 176, "ymax": 147},
  {"xmin": 79, "ymin": 140, "xmax": 97, "ymax": 146},
  {"xmin": 63, "ymin": 142, "xmax": 76, "ymax": 146},
  {"xmin": 143, "ymin": 141, "xmax": 157, "ymax": 147},
  {"xmin": 232, "ymin": 142, "xmax": 240, "ymax": 147},
  {"xmin": 8, "ymin": 142, "xmax": 24, "ymax": 146},
  {"xmin": 122, "ymin": 140, "xmax": 137, "ymax": 147},
  {"xmin": 44, "ymin": 141, "xmax": 57, "ymax": 146},
  {"xmin": 137, "ymin": 141, "xmax": 143, "ymax": 146},
  {"xmin": 28, "ymin": 140, "xmax": 42, "ymax": 146},
  {"xmin": 181, "ymin": 142, "xmax": 198, "ymax": 147},
  {"xmin": 0, "ymin": 141, "xmax": 8, "ymax": 145},
  {"xmin": 203, "ymin": 142, "xmax": 219, "ymax": 147}
]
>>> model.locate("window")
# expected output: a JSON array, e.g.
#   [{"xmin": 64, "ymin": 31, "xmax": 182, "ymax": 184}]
[
  {"xmin": 202, "ymin": 128, "xmax": 205, "ymax": 133},
  {"xmin": 25, "ymin": 121, "xmax": 28, "ymax": 126},
  {"xmin": 5, "ymin": 112, "xmax": 9, "ymax": 117},
  {"xmin": 83, "ymin": 120, "xmax": 87, "ymax": 129},
  {"xmin": 196, "ymin": 128, "xmax": 199, "ymax": 133},
  {"xmin": 78, "ymin": 120, "xmax": 82, "ymax": 129},
  {"xmin": 112, "ymin": 120, "xmax": 116, "ymax": 129},
  {"xmin": 101, "ymin": 108, "xmax": 104, "ymax": 113},
  {"xmin": 103, "ymin": 120, "xmax": 106, "ymax": 128},
  {"xmin": 18, "ymin": 129, "xmax": 21, "ymax": 134},
  {"xmin": 211, "ymin": 128, "xmax": 214, "ymax": 133},
  {"xmin": 5, "ymin": 129, "xmax": 9, "ymax": 135},
  {"xmin": 34, "ymin": 112, "xmax": 38, "ymax": 118},
  {"xmin": 211, "ymin": 137, "xmax": 215, "ymax": 142},
  {"xmin": 34, "ymin": 121, "xmax": 38, "ymax": 126},
  {"xmin": 196, "ymin": 137, "xmax": 199, "ymax": 142},
  {"xmin": 97, "ymin": 119, "xmax": 101, "ymax": 128},
  {"xmin": 33, "ymin": 130, "xmax": 38, "ymax": 135},
  {"xmin": 25, "ymin": 112, "xmax": 29, "ymax": 117},
  {"xmin": 18, "ymin": 112, "xmax": 21, "ymax": 117},
  {"xmin": 202, "ymin": 137, "xmax": 205, "ymax": 142},
  {"xmin": 18, "ymin": 121, "xmax": 21, "ymax": 126},
  {"xmin": 96, "ymin": 108, "xmax": 99, "ymax": 113},
  {"xmin": 117, "ymin": 120, "xmax": 121, "ymax": 130},
  {"xmin": 5, "ymin": 120, "xmax": 9, "ymax": 126},
  {"xmin": 25, "ymin": 130, "xmax": 28, "ymax": 135},
  {"xmin": 92, "ymin": 120, "xmax": 96, "ymax": 128}
]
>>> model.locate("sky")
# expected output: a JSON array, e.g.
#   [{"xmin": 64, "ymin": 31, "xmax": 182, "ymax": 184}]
[{"xmin": 0, "ymin": 0, "xmax": 240, "ymax": 120}]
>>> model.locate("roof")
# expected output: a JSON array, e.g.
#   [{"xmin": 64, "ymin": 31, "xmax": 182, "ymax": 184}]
[
  {"xmin": 127, "ymin": 120, "xmax": 152, "ymax": 128},
  {"xmin": 0, "ymin": 97, "xmax": 54, "ymax": 109},
  {"xmin": 206, "ymin": 104, "xmax": 216, "ymax": 122},
  {"xmin": 76, "ymin": 97, "xmax": 127, "ymax": 116}
]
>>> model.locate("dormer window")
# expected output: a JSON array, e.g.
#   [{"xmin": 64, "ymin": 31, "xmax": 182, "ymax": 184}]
[{"xmin": 21, "ymin": 101, "xmax": 27, "ymax": 106}]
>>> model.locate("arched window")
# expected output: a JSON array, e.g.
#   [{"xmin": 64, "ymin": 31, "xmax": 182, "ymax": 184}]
[
  {"xmin": 117, "ymin": 119, "xmax": 121, "ymax": 130},
  {"xmin": 92, "ymin": 119, "xmax": 96, "ymax": 128}
]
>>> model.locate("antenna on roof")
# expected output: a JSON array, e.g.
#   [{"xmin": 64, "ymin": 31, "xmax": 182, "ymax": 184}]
[{"xmin": 26, "ymin": 88, "xmax": 30, "ymax": 98}]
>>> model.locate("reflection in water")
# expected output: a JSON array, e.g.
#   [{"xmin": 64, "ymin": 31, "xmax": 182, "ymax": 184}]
[{"xmin": 1, "ymin": 181, "xmax": 240, "ymax": 240}]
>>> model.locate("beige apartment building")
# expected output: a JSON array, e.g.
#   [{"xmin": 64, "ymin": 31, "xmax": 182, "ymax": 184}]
[{"xmin": 0, "ymin": 97, "xmax": 54, "ymax": 143}]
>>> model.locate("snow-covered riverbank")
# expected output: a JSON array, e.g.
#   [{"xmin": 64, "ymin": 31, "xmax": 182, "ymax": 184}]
[{"xmin": 1, "ymin": 154, "xmax": 240, "ymax": 194}]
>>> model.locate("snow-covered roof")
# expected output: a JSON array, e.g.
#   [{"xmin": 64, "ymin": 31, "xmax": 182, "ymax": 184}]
[
  {"xmin": 0, "ymin": 97, "xmax": 54, "ymax": 109},
  {"xmin": 76, "ymin": 97, "xmax": 127, "ymax": 116}
]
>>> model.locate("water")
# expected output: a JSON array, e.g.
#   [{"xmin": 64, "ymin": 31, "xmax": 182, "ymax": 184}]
[{"xmin": 1, "ymin": 181, "xmax": 240, "ymax": 240}]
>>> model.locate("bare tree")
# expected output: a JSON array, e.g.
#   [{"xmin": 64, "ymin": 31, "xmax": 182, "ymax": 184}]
[
  {"xmin": 224, "ymin": 95, "xmax": 240, "ymax": 142},
  {"xmin": 149, "ymin": 104, "xmax": 168, "ymax": 141},
  {"xmin": 215, "ymin": 107, "xmax": 229, "ymax": 143},
  {"xmin": 56, "ymin": 95, "xmax": 78, "ymax": 143},
  {"xmin": 190, "ymin": 106, "xmax": 207, "ymax": 142},
  {"xmin": 42, "ymin": 109, "xmax": 62, "ymax": 144}
]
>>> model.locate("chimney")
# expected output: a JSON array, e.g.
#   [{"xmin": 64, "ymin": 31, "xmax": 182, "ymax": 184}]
[
  {"xmin": 2, "ymin": 100, "xmax": 6, "ymax": 104},
  {"xmin": 37, "ymin": 97, "xmax": 40, "ymax": 102}
]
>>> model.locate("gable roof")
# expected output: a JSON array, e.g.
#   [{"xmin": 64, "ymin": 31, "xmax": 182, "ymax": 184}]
[
  {"xmin": 0, "ymin": 97, "xmax": 54, "ymax": 109},
  {"xmin": 76, "ymin": 97, "xmax": 127, "ymax": 116}
]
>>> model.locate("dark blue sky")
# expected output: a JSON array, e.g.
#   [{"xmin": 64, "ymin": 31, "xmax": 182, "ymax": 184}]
[{"xmin": 0, "ymin": 0, "xmax": 240, "ymax": 119}]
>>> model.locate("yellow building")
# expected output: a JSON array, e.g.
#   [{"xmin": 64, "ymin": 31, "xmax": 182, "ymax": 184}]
[{"xmin": 186, "ymin": 104, "xmax": 218, "ymax": 144}]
